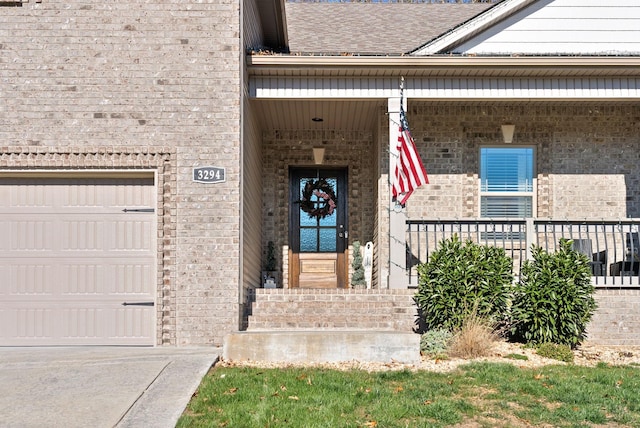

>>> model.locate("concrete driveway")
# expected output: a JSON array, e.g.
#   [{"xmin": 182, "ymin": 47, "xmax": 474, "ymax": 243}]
[{"xmin": 0, "ymin": 347, "xmax": 219, "ymax": 428}]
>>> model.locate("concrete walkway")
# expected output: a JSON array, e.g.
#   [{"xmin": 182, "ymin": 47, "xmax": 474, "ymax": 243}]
[{"xmin": 0, "ymin": 347, "xmax": 219, "ymax": 428}]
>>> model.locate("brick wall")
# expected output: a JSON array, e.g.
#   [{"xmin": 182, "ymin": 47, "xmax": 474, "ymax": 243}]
[
  {"xmin": 589, "ymin": 289, "xmax": 640, "ymax": 346},
  {"xmin": 402, "ymin": 103, "xmax": 640, "ymax": 220},
  {"xmin": 372, "ymin": 103, "xmax": 640, "ymax": 284},
  {"xmin": 1, "ymin": 1, "xmax": 242, "ymax": 346}
]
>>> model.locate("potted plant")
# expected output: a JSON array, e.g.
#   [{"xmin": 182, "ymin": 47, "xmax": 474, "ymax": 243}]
[
  {"xmin": 351, "ymin": 241, "xmax": 366, "ymax": 288},
  {"xmin": 262, "ymin": 241, "xmax": 279, "ymax": 288}
]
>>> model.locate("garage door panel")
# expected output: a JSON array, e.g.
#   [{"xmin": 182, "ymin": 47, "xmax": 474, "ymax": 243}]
[
  {"xmin": 111, "ymin": 181, "xmax": 155, "ymax": 208},
  {"xmin": 112, "ymin": 307, "xmax": 155, "ymax": 339},
  {"xmin": 6, "ymin": 182, "xmax": 51, "ymax": 208},
  {"xmin": 60, "ymin": 264, "xmax": 105, "ymax": 295},
  {"xmin": 10, "ymin": 219, "xmax": 55, "ymax": 252},
  {"xmin": 11, "ymin": 308, "xmax": 55, "ymax": 340},
  {"xmin": 110, "ymin": 262, "xmax": 156, "ymax": 295},
  {"xmin": 60, "ymin": 308, "xmax": 102, "ymax": 339},
  {"xmin": 0, "ymin": 220, "xmax": 7, "ymax": 250},
  {"xmin": 61, "ymin": 220, "xmax": 104, "ymax": 252},
  {"xmin": 112, "ymin": 219, "xmax": 155, "ymax": 251},
  {"xmin": 1, "ymin": 306, "xmax": 154, "ymax": 345},
  {"xmin": 0, "ymin": 176, "xmax": 156, "ymax": 346},
  {"xmin": 0, "ymin": 301, "xmax": 155, "ymax": 346},
  {"xmin": 3, "ymin": 260, "xmax": 155, "ymax": 298},
  {"xmin": 9, "ymin": 264, "xmax": 55, "ymax": 295}
]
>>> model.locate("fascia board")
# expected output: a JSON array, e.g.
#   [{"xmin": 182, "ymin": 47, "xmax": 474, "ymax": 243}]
[{"xmin": 247, "ymin": 55, "xmax": 640, "ymax": 77}]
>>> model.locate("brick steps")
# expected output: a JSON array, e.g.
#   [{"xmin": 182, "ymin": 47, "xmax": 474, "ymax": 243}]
[{"xmin": 247, "ymin": 289, "xmax": 418, "ymax": 332}]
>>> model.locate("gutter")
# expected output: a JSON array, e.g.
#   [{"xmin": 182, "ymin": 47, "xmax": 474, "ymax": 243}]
[{"xmin": 247, "ymin": 55, "xmax": 640, "ymax": 76}]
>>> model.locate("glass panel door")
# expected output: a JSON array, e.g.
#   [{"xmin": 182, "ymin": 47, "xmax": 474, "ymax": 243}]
[
  {"xmin": 289, "ymin": 168, "xmax": 347, "ymax": 288},
  {"xmin": 299, "ymin": 176, "xmax": 338, "ymax": 252}
]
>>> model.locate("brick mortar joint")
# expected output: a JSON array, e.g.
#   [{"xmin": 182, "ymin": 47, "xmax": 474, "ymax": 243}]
[{"xmin": 0, "ymin": 146, "xmax": 175, "ymax": 156}]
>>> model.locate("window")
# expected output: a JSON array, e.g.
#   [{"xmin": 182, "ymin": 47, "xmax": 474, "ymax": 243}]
[{"xmin": 480, "ymin": 147, "xmax": 535, "ymax": 218}]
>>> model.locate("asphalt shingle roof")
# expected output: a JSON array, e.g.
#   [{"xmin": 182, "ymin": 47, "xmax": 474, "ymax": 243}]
[{"xmin": 284, "ymin": 3, "xmax": 494, "ymax": 55}]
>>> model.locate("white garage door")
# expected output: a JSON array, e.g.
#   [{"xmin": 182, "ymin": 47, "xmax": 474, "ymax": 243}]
[{"xmin": 0, "ymin": 173, "xmax": 156, "ymax": 346}]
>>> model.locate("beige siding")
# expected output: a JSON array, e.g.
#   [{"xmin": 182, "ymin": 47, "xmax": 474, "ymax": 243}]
[
  {"xmin": 241, "ymin": 101, "xmax": 263, "ymax": 319},
  {"xmin": 243, "ymin": 0, "xmax": 264, "ymax": 50}
]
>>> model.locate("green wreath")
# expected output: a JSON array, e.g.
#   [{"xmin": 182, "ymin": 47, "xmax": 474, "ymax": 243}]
[{"xmin": 299, "ymin": 178, "xmax": 337, "ymax": 220}]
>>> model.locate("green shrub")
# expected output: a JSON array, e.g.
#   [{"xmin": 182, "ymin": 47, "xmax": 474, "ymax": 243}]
[
  {"xmin": 536, "ymin": 342, "xmax": 574, "ymax": 363},
  {"xmin": 420, "ymin": 328, "xmax": 453, "ymax": 356},
  {"xmin": 510, "ymin": 239, "xmax": 597, "ymax": 348},
  {"xmin": 414, "ymin": 235, "xmax": 513, "ymax": 331}
]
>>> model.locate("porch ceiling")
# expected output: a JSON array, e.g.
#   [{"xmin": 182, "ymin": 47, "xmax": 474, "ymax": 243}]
[
  {"xmin": 251, "ymin": 99, "xmax": 639, "ymax": 133},
  {"xmin": 252, "ymin": 99, "xmax": 383, "ymax": 132}
]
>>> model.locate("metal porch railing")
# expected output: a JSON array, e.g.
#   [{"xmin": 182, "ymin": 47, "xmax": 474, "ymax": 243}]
[{"xmin": 406, "ymin": 218, "xmax": 640, "ymax": 287}]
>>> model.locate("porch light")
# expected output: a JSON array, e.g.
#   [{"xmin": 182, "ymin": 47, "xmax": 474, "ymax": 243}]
[
  {"xmin": 313, "ymin": 147, "xmax": 325, "ymax": 165},
  {"xmin": 501, "ymin": 124, "xmax": 515, "ymax": 144}
]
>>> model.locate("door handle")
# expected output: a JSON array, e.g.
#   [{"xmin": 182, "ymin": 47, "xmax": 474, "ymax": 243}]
[{"xmin": 339, "ymin": 225, "xmax": 348, "ymax": 239}]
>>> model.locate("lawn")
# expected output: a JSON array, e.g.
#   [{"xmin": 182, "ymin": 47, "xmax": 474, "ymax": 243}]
[{"xmin": 177, "ymin": 361, "xmax": 640, "ymax": 427}]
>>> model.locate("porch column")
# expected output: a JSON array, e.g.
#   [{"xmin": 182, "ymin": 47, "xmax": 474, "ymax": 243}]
[{"xmin": 387, "ymin": 97, "xmax": 409, "ymax": 289}]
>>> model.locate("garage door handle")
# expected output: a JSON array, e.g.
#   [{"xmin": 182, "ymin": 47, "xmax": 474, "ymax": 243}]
[
  {"xmin": 122, "ymin": 301, "xmax": 155, "ymax": 306},
  {"xmin": 122, "ymin": 208, "xmax": 155, "ymax": 213}
]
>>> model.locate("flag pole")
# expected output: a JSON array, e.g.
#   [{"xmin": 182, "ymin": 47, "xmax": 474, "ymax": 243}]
[
  {"xmin": 387, "ymin": 79, "xmax": 407, "ymax": 288},
  {"xmin": 394, "ymin": 76, "xmax": 405, "ymax": 212}
]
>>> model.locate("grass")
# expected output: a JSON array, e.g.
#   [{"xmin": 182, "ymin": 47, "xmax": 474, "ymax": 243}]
[{"xmin": 177, "ymin": 362, "xmax": 640, "ymax": 428}]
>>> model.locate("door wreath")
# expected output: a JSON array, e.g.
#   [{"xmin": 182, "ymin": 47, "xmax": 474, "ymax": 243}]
[{"xmin": 299, "ymin": 178, "xmax": 337, "ymax": 220}]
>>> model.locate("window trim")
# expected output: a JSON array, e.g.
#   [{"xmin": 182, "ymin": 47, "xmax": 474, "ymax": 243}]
[{"xmin": 478, "ymin": 145, "xmax": 537, "ymax": 218}]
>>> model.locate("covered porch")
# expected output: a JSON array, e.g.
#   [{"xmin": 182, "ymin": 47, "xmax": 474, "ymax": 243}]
[{"xmin": 243, "ymin": 56, "xmax": 640, "ymax": 292}]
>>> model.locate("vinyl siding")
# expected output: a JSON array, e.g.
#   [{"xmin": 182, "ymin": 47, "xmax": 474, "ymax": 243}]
[
  {"xmin": 243, "ymin": 0, "xmax": 263, "ymax": 50},
  {"xmin": 250, "ymin": 76, "xmax": 640, "ymax": 100},
  {"xmin": 454, "ymin": 0, "xmax": 640, "ymax": 55}
]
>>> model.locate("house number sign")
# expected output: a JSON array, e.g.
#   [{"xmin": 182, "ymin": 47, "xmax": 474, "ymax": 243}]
[{"xmin": 193, "ymin": 166, "xmax": 226, "ymax": 184}]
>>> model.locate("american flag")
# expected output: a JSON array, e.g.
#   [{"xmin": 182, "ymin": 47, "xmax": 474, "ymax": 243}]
[{"xmin": 392, "ymin": 106, "xmax": 428, "ymax": 206}]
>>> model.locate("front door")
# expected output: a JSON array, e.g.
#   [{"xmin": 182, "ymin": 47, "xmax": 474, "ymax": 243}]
[{"xmin": 290, "ymin": 168, "xmax": 348, "ymax": 288}]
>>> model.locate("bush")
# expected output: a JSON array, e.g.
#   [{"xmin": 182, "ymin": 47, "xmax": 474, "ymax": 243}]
[
  {"xmin": 420, "ymin": 328, "xmax": 453, "ymax": 356},
  {"xmin": 448, "ymin": 312, "xmax": 500, "ymax": 359},
  {"xmin": 510, "ymin": 239, "xmax": 597, "ymax": 348},
  {"xmin": 536, "ymin": 342, "xmax": 574, "ymax": 363},
  {"xmin": 414, "ymin": 235, "xmax": 513, "ymax": 331}
]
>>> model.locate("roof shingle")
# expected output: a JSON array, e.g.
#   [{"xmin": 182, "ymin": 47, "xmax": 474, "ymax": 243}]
[{"xmin": 285, "ymin": 2, "xmax": 494, "ymax": 55}]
